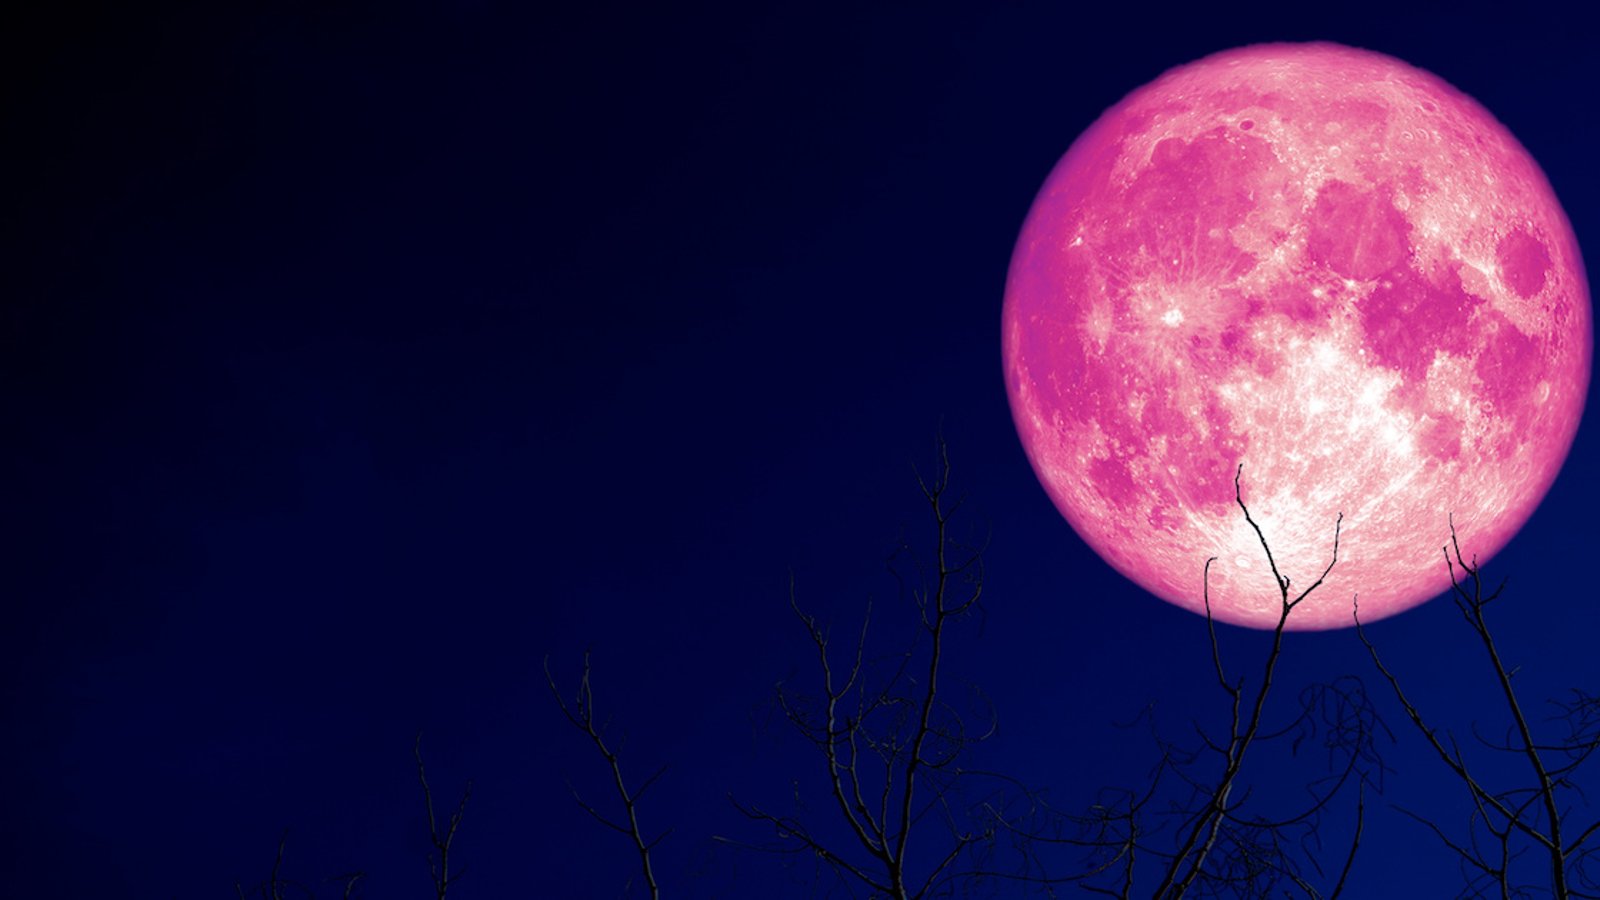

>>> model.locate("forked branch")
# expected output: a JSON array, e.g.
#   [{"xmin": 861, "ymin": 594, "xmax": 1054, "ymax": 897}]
[
  {"xmin": 414, "ymin": 732, "xmax": 471, "ymax": 900},
  {"xmin": 1154, "ymin": 465, "xmax": 1348, "ymax": 898},
  {"xmin": 726, "ymin": 436, "xmax": 1005, "ymax": 899},
  {"xmin": 1356, "ymin": 518, "xmax": 1599, "ymax": 896},
  {"xmin": 544, "ymin": 653, "xmax": 668, "ymax": 899}
]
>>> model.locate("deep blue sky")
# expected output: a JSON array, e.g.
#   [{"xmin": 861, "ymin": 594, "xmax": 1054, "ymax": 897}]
[{"xmin": 5, "ymin": 2, "xmax": 1596, "ymax": 896}]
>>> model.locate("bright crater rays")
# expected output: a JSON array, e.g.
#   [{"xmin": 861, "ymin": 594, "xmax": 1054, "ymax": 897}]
[{"xmin": 1003, "ymin": 43, "xmax": 1590, "ymax": 629}]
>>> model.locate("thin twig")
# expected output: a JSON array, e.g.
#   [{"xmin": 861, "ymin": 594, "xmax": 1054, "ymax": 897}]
[
  {"xmin": 544, "ymin": 655, "xmax": 665, "ymax": 899},
  {"xmin": 414, "ymin": 732, "xmax": 472, "ymax": 900}
]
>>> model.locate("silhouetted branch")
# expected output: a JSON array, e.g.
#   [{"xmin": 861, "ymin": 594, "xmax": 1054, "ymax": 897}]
[
  {"xmin": 545, "ymin": 653, "xmax": 667, "ymax": 899},
  {"xmin": 725, "ymin": 435, "xmax": 1018, "ymax": 898},
  {"xmin": 1356, "ymin": 518, "xmax": 1600, "ymax": 897},
  {"xmin": 995, "ymin": 465, "xmax": 1383, "ymax": 897},
  {"xmin": 328, "ymin": 871, "xmax": 366, "ymax": 900},
  {"xmin": 235, "ymin": 830, "xmax": 316, "ymax": 900},
  {"xmin": 414, "ymin": 732, "xmax": 471, "ymax": 900},
  {"xmin": 1134, "ymin": 465, "xmax": 1368, "ymax": 897}
]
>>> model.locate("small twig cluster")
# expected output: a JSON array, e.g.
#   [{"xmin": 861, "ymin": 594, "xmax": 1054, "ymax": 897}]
[
  {"xmin": 721, "ymin": 436, "xmax": 1012, "ymax": 898},
  {"xmin": 989, "ymin": 465, "xmax": 1386, "ymax": 898},
  {"xmin": 233, "ymin": 830, "xmax": 366, "ymax": 900},
  {"xmin": 1356, "ymin": 520, "xmax": 1600, "ymax": 897},
  {"xmin": 545, "ymin": 652, "xmax": 670, "ymax": 899},
  {"xmin": 414, "ymin": 731, "xmax": 472, "ymax": 900}
]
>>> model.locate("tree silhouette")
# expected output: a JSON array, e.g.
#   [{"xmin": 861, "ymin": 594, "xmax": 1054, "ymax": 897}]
[
  {"xmin": 414, "ymin": 731, "xmax": 472, "ymax": 900},
  {"xmin": 546, "ymin": 450, "xmax": 1388, "ymax": 897},
  {"xmin": 544, "ymin": 651, "xmax": 669, "ymax": 899},
  {"xmin": 232, "ymin": 454, "xmax": 1593, "ymax": 896},
  {"xmin": 1356, "ymin": 523, "xmax": 1600, "ymax": 897},
  {"xmin": 230, "ymin": 734, "xmax": 467, "ymax": 900},
  {"xmin": 239, "ymin": 448, "xmax": 1595, "ymax": 897},
  {"xmin": 981, "ymin": 465, "xmax": 1387, "ymax": 897},
  {"xmin": 718, "ymin": 437, "xmax": 1016, "ymax": 897}
]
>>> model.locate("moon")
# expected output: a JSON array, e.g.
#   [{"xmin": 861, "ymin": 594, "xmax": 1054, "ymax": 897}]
[{"xmin": 1003, "ymin": 43, "xmax": 1590, "ymax": 630}]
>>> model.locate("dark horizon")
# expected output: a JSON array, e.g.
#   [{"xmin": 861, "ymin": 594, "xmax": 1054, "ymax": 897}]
[{"xmin": 5, "ymin": 2, "xmax": 1596, "ymax": 896}]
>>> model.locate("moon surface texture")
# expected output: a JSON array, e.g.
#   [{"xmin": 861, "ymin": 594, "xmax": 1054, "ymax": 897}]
[{"xmin": 1004, "ymin": 43, "xmax": 1590, "ymax": 629}]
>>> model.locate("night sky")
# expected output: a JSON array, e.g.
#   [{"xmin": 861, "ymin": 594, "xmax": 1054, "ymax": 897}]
[{"xmin": 6, "ymin": 2, "xmax": 1597, "ymax": 897}]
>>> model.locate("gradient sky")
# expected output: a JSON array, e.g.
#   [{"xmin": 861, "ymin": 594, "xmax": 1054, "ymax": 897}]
[{"xmin": 6, "ymin": 2, "xmax": 1597, "ymax": 897}]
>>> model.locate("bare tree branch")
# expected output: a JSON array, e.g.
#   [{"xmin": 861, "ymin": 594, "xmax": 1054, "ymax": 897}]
[
  {"xmin": 414, "ymin": 732, "xmax": 471, "ymax": 900},
  {"xmin": 728, "ymin": 435, "xmax": 1018, "ymax": 898},
  {"xmin": 1156, "ymin": 465, "xmax": 1351, "ymax": 898},
  {"xmin": 1356, "ymin": 518, "xmax": 1599, "ymax": 896},
  {"xmin": 235, "ymin": 830, "xmax": 316, "ymax": 900},
  {"xmin": 545, "ymin": 654, "xmax": 666, "ymax": 899},
  {"xmin": 990, "ymin": 465, "xmax": 1385, "ymax": 898}
]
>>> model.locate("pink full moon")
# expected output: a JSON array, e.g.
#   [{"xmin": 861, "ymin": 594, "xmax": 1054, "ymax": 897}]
[{"xmin": 1003, "ymin": 43, "xmax": 1590, "ymax": 630}]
